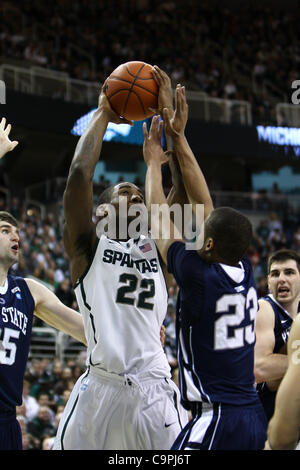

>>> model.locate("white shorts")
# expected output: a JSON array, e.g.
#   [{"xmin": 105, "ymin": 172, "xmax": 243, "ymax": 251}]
[{"xmin": 53, "ymin": 366, "xmax": 188, "ymax": 450}]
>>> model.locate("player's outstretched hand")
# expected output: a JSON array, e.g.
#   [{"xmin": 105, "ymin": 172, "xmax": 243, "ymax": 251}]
[
  {"xmin": 98, "ymin": 81, "xmax": 133, "ymax": 126},
  {"xmin": 151, "ymin": 65, "xmax": 173, "ymax": 116},
  {"xmin": 142, "ymin": 115, "xmax": 168, "ymax": 166},
  {"xmin": 0, "ymin": 117, "xmax": 18, "ymax": 159},
  {"xmin": 163, "ymin": 84, "xmax": 188, "ymax": 138}
]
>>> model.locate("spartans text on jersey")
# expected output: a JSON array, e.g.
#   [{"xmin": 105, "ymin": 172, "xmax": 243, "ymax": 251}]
[{"xmin": 102, "ymin": 249, "xmax": 158, "ymax": 273}]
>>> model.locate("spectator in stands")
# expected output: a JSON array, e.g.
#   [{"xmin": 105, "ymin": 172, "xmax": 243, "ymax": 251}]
[
  {"xmin": 36, "ymin": 392, "xmax": 55, "ymax": 423},
  {"xmin": 282, "ymin": 206, "xmax": 299, "ymax": 248},
  {"xmin": 22, "ymin": 380, "xmax": 39, "ymax": 421},
  {"xmin": 268, "ymin": 227, "xmax": 287, "ymax": 252},
  {"xmin": 27, "ymin": 406, "xmax": 56, "ymax": 442},
  {"xmin": 55, "ymin": 278, "xmax": 75, "ymax": 307},
  {"xmin": 256, "ymin": 219, "xmax": 270, "ymax": 247},
  {"xmin": 1, "ymin": 0, "xmax": 299, "ymax": 125},
  {"xmin": 293, "ymin": 226, "xmax": 300, "ymax": 250},
  {"xmin": 22, "ymin": 432, "xmax": 38, "ymax": 450}
]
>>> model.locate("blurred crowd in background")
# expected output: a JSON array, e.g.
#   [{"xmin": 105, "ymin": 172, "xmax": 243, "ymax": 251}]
[{"xmin": 1, "ymin": 0, "xmax": 299, "ymax": 124}]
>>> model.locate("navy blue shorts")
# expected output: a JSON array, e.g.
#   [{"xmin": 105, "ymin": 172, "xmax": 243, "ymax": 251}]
[
  {"xmin": 171, "ymin": 401, "xmax": 268, "ymax": 450},
  {"xmin": 0, "ymin": 411, "xmax": 22, "ymax": 450}
]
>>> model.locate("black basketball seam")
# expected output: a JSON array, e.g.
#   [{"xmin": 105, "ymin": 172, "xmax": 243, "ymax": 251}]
[
  {"xmin": 122, "ymin": 62, "xmax": 145, "ymax": 116},
  {"xmin": 110, "ymin": 73, "xmax": 154, "ymax": 81},
  {"xmin": 107, "ymin": 80, "xmax": 158, "ymax": 98},
  {"xmin": 107, "ymin": 63, "xmax": 158, "ymax": 118},
  {"xmin": 109, "ymin": 76, "xmax": 158, "ymax": 96},
  {"xmin": 108, "ymin": 88, "xmax": 147, "ymax": 119},
  {"xmin": 124, "ymin": 63, "xmax": 152, "ymax": 81}
]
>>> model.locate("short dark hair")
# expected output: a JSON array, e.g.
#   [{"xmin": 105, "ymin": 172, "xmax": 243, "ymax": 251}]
[
  {"xmin": 205, "ymin": 207, "xmax": 252, "ymax": 264},
  {"xmin": 98, "ymin": 185, "xmax": 115, "ymax": 206},
  {"xmin": 0, "ymin": 211, "xmax": 19, "ymax": 228},
  {"xmin": 268, "ymin": 249, "xmax": 300, "ymax": 274}
]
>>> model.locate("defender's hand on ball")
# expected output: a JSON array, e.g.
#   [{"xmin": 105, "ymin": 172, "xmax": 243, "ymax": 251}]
[
  {"xmin": 151, "ymin": 66, "xmax": 173, "ymax": 117},
  {"xmin": 0, "ymin": 117, "xmax": 18, "ymax": 159},
  {"xmin": 142, "ymin": 115, "xmax": 168, "ymax": 166},
  {"xmin": 98, "ymin": 81, "xmax": 133, "ymax": 126}
]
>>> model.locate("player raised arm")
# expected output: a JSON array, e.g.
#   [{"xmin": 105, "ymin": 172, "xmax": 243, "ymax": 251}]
[
  {"xmin": 63, "ymin": 83, "xmax": 132, "ymax": 284},
  {"xmin": 163, "ymin": 85, "xmax": 214, "ymax": 221},
  {"xmin": 151, "ymin": 66, "xmax": 188, "ymax": 210},
  {"xmin": 254, "ymin": 299, "xmax": 288, "ymax": 384},
  {"xmin": 265, "ymin": 315, "xmax": 300, "ymax": 450},
  {"xmin": 0, "ymin": 117, "xmax": 18, "ymax": 159},
  {"xmin": 143, "ymin": 115, "xmax": 182, "ymax": 265},
  {"xmin": 25, "ymin": 278, "xmax": 87, "ymax": 346}
]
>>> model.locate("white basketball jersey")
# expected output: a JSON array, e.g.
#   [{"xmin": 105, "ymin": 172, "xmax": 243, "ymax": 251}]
[{"xmin": 74, "ymin": 234, "xmax": 171, "ymax": 378}]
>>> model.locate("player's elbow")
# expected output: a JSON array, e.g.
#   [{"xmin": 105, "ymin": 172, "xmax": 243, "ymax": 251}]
[
  {"xmin": 68, "ymin": 161, "xmax": 93, "ymax": 182},
  {"xmin": 268, "ymin": 420, "xmax": 298, "ymax": 450},
  {"xmin": 253, "ymin": 360, "xmax": 266, "ymax": 384}
]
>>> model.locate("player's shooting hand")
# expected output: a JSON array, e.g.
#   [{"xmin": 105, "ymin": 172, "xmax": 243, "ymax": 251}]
[
  {"xmin": 142, "ymin": 115, "xmax": 168, "ymax": 166},
  {"xmin": 150, "ymin": 66, "xmax": 173, "ymax": 117},
  {"xmin": 98, "ymin": 81, "xmax": 133, "ymax": 126},
  {"xmin": 0, "ymin": 118, "xmax": 18, "ymax": 159},
  {"xmin": 163, "ymin": 84, "xmax": 188, "ymax": 138}
]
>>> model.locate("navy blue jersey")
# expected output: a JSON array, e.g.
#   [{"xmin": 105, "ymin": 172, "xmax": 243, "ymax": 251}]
[
  {"xmin": 256, "ymin": 294, "xmax": 294, "ymax": 421},
  {"xmin": 0, "ymin": 276, "xmax": 35, "ymax": 413},
  {"xmin": 167, "ymin": 242, "xmax": 259, "ymax": 408}
]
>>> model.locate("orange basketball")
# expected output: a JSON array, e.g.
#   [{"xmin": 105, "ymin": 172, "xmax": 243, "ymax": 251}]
[{"xmin": 105, "ymin": 61, "xmax": 159, "ymax": 121}]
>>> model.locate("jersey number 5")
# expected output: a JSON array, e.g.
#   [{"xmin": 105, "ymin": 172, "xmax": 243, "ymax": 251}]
[
  {"xmin": 214, "ymin": 287, "xmax": 257, "ymax": 350},
  {"xmin": 0, "ymin": 327, "xmax": 20, "ymax": 365},
  {"xmin": 116, "ymin": 273, "xmax": 155, "ymax": 310}
]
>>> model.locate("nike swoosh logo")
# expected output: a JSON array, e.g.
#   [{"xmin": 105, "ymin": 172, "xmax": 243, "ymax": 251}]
[{"xmin": 164, "ymin": 422, "xmax": 176, "ymax": 428}]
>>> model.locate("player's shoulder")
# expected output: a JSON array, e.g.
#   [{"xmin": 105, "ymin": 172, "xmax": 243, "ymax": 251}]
[
  {"xmin": 258, "ymin": 296, "xmax": 275, "ymax": 311},
  {"xmin": 240, "ymin": 253, "xmax": 253, "ymax": 271},
  {"xmin": 257, "ymin": 297, "xmax": 276, "ymax": 326},
  {"xmin": 8, "ymin": 273, "xmax": 28, "ymax": 289}
]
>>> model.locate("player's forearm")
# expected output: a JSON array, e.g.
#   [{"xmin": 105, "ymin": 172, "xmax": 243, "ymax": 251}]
[
  {"xmin": 254, "ymin": 353, "xmax": 288, "ymax": 383},
  {"xmin": 172, "ymin": 134, "xmax": 213, "ymax": 218},
  {"xmin": 267, "ymin": 415, "xmax": 299, "ymax": 450},
  {"xmin": 69, "ymin": 108, "xmax": 109, "ymax": 180},
  {"xmin": 166, "ymin": 184, "xmax": 188, "ymax": 208},
  {"xmin": 145, "ymin": 161, "xmax": 167, "ymax": 208},
  {"xmin": 36, "ymin": 305, "xmax": 87, "ymax": 346}
]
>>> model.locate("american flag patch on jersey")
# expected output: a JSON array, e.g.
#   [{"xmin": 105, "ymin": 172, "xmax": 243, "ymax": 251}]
[{"xmin": 139, "ymin": 242, "xmax": 152, "ymax": 253}]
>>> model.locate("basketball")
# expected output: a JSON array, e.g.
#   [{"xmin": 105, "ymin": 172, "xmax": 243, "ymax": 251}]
[{"xmin": 105, "ymin": 61, "xmax": 159, "ymax": 121}]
